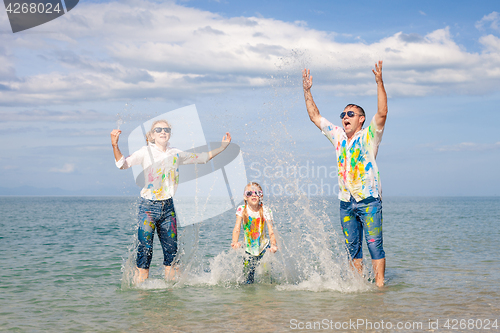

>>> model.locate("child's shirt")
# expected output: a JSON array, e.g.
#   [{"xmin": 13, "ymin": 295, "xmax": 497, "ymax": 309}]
[{"xmin": 236, "ymin": 205, "xmax": 273, "ymax": 256}]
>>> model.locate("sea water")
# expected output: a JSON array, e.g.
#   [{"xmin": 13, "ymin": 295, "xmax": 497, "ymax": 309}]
[{"xmin": 0, "ymin": 196, "xmax": 499, "ymax": 332}]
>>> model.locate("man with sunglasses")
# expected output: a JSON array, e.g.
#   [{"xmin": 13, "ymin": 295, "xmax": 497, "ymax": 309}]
[{"xmin": 302, "ymin": 61, "xmax": 388, "ymax": 287}]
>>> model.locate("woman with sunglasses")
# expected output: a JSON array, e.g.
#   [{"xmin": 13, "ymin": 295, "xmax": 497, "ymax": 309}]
[
  {"xmin": 110, "ymin": 120, "xmax": 231, "ymax": 284},
  {"xmin": 231, "ymin": 182, "xmax": 278, "ymax": 284}
]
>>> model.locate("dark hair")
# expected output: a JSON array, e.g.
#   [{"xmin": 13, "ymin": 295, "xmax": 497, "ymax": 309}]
[{"xmin": 345, "ymin": 104, "xmax": 365, "ymax": 127}]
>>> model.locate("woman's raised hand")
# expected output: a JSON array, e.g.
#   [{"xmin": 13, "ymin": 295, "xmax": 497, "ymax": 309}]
[
  {"xmin": 221, "ymin": 132, "xmax": 231, "ymax": 149},
  {"xmin": 110, "ymin": 129, "xmax": 122, "ymax": 147}
]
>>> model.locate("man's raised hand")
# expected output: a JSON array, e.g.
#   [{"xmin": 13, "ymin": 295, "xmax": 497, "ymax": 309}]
[
  {"xmin": 372, "ymin": 61, "xmax": 383, "ymax": 84},
  {"xmin": 303, "ymin": 69, "xmax": 313, "ymax": 91}
]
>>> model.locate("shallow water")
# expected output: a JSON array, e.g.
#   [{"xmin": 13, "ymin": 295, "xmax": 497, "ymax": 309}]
[{"xmin": 0, "ymin": 196, "xmax": 499, "ymax": 332}]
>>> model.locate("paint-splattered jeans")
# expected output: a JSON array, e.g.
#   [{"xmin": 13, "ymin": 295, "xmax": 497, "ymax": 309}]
[
  {"xmin": 339, "ymin": 196, "xmax": 385, "ymax": 260},
  {"xmin": 243, "ymin": 245, "xmax": 269, "ymax": 284},
  {"xmin": 136, "ymin": 197, "xmax": 178, "ymax": 269}
]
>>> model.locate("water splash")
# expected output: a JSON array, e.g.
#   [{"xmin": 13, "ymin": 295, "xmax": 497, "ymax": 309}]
[
  {"xmin": 120, "ymin": 50, "xmax": 377, "ymax": 293},
  {"xmin": 116, "ymin": 113, "xmax": 124, "ymax": 130}
]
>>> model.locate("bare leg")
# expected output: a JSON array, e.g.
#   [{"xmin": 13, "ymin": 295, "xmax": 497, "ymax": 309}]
[
  {"xmin": 352, "ymin": 258, "xmax": 363, "ymax": 275},
  {"xmin": 134, "ymin": 268, "xmax": 149, "ymax": 284},
  {"xmin": 372, "ymin": 258, "xmax": 386, "ymax": 287},
  {"xmin": 164, "ymin": 265, "xmax": 179, "ymax": 281}
]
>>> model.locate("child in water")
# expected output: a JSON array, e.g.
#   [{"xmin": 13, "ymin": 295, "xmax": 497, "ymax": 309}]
[{"xmin": 231, "ymin": 182, "xmax": 278, "ymax": 284}]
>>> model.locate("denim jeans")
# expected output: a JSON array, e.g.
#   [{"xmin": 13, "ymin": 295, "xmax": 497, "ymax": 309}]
[
  {"xmin": 136, "ymin": 197, "xmax": 178, "ymax": 269},
  {"xmin": 243, "ymin": 245, "xmax": 269, "ymax": 284},
  {"xmin": 339, "ymin": 196, "xmax": 385, "ymax": 260}
]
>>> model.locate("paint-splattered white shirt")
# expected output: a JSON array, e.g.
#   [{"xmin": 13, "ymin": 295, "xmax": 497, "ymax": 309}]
[
  {"xmin": 116, "ymin": 143, "xmax": 209, "ymax": 200},
  {"xmin": 236, "ymin": 205, "xmax": 273, "ymax": 256},
  {"xmin": 321, "ymin": 116, "xmax": 384, "ymax": 202}
]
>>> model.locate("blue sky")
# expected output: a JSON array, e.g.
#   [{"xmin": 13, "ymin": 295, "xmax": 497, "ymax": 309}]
[{"xmin": 0, "ymin": 0, "xmax": 499, "ymax": 196}]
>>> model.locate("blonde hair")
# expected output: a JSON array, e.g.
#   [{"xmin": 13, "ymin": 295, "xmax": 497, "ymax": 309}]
[
  {"xmin": 146, "ymin": 120, "xmax": 171, "ymax": 144},
  {"xmin": 242, "ymin": 182, "xmax": 264, "ymax": 225}
]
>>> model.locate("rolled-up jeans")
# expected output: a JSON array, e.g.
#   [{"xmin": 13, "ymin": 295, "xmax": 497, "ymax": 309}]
[
  {"xmin": 136, "ymin": 197, "xmax": 177, "ymax": 269},
  {"xmin": 339, "ymin": 196, "xmax": 385, "ymax": 260}
]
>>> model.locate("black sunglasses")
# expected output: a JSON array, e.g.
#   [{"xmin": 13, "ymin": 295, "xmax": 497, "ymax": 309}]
[
  {"xmin": 245, "ymin": 190, "xmax": 263, "ymax": 197},
  {"xmin": 340, "ymin": 111, "xmax": 361, "ymax": 119},
  {"xmin": 340, "ymin": 111, "xmax": 362, "ymax": 119},
  {"xmin": 154, "ymin": 127, "xmax": 171, "ymax": 134}
]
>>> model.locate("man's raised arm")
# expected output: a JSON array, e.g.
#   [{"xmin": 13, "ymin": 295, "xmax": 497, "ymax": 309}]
[
  {"xmin": 373, "ymin": 61, "xmax": 388, "ymax": 130},
  {"xmin": 303, "ymin": 69, "xmax": 322, "ymax": 130}
]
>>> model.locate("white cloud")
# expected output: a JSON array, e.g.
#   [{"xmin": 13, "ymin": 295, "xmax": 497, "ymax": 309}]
[
  {"xmin": 49, "ymin": 163, "xmax": 76, "ymax": 173},
  {"xmin": 0, "ymin": 109, "xmax": 115, "ymax": 122},
  {"xmin": 475, "ymin": 11, "xmax": 500, "ymax": 31},
  {"xmin": 0, "ymin": 2, "xmax": 499, "ymax": 106},
  {"xmin": 436, "ymin": 142, "xmax": 500, "ymax": 152},
  {"xmin": 479, "ymin": 34, "xmax": 500, "ymax": 53},
  {"xmin": 0, "ymin": 45, "xmax": 16, "ymax": 83}
]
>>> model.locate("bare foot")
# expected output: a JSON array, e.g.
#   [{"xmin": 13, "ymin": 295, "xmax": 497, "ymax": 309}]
[
  {"xmin": 165, "ymin": 265, "xmax": 179, "ymax": 281},
  {"xmin": 134, "ymin": 267, "xmax": 149, "ymax": 285},
  {"xmin": 372, "ymin": 258, "xmax": 386, "ymax": 287}
]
